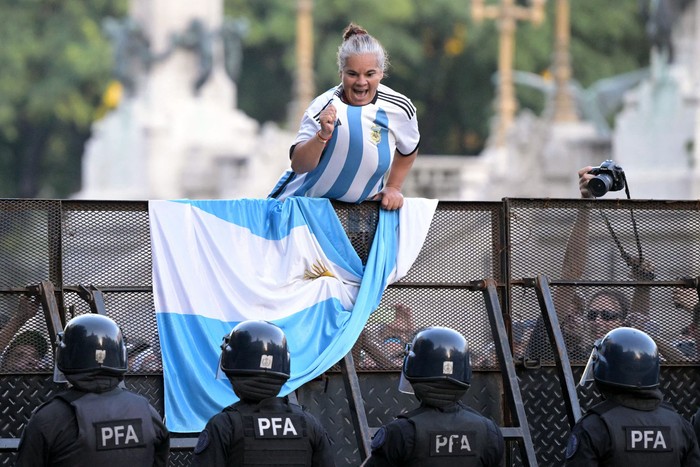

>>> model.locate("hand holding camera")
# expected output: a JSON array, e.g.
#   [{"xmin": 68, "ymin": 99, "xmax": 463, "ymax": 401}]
[
  {"xmin": 578, "ymin": 162, "xmax": 651, "ymax": 283},
  {"xmin": 586, "ymin": 160, "xmax": 626, "ymax": 197}
]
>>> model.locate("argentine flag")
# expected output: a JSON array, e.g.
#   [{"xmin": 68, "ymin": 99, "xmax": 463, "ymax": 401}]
[{"xmin": 149, "ymin": 197, "xmax": 436, "ymax": 432}]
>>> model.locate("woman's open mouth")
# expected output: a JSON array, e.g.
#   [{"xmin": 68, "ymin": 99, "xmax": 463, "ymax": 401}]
[{"xmin": 349, "ymin": 88, "xmax": 369, "ymax": 103}]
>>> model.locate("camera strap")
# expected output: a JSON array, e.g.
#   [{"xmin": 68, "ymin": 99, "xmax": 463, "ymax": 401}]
[{"xmin": 597, "ymin": 173, "xmax": 647, "ymax": 273}]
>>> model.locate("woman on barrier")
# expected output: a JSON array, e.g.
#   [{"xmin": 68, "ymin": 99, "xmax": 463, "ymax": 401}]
[{"xmin": 268, "ymin": 23, "xmax": 419, "ymax": 211}]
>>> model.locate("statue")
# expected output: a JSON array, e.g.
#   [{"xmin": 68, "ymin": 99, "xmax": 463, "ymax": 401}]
[
  {"xmin": 511, "ymin": 69, "xmax": 649, "ymax": 137},
  {"xmin": 103, "ymin": 16, "xmax": 248, "ymax": 96},
  {"xmin": 102, "ymin": 17, "xmax": 151, "ymax": 95},
  {"xmin": 102, "ymin": 17, "xmax": 175, "ymax": 95},
  {"xmin": 221, "ymin": 18, "xmax": 249, "ymax": 85},
  {"xmin": 176, "ymin": 19, "xmax": 214, "ymax": 94},
  {"xmin": 639, "ymin": 0, "xmax": 693, "ymax": 63}
]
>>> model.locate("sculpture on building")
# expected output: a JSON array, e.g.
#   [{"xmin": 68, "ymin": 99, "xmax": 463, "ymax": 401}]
[
  {"xmin": 639, "ymin": 0, "xmax": 693, "ymax": 63},
  {"xmin": 102, "ymin": 16, "xmax": 247, "ymax": 96}
]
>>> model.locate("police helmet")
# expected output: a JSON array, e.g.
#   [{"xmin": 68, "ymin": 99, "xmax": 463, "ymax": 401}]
[
  {"xmin": 220, "ymin": 320, "xmax": 290, "ymax": 380},
  {"xmin": 400, "ymin": 326, "xmax": 471, "ymax": 392},
  {"xmin": 56, "ymin": 314, "xmax": 128, "ymax": 376},
  {"xmin": 581, "ymin": 327, "xmax": 659, "ymax": 389}
]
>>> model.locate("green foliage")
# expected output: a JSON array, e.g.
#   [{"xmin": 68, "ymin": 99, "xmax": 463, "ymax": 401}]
[
  {"xmin": 0, "ymin": 0, "xmax": 127, "ymax": 197},
  {"xmin": 570, "ymin": 0, "xmax": 649, "ymax": 87}
]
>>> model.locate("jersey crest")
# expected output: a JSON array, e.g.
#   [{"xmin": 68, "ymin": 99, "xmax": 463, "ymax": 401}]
[{"xmin": 370, "ymin": 124, "xmax": 382, "ymax": 145}]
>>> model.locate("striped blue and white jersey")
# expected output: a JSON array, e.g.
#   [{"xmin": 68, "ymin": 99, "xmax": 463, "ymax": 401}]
[{"xmin": 268, "ymin": 84, "xmax": 420, "ymax": 204}]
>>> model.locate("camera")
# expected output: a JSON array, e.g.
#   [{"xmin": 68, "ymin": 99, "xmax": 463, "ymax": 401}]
[{"xmin": 587, "ymin": 160, "xmax": 625, "ymax": 197}]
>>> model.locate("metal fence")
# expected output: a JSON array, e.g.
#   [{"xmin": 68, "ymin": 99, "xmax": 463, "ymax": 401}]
[{"xmin": 0, "ymin": 198, "xmax": 698, "ymax": 466}]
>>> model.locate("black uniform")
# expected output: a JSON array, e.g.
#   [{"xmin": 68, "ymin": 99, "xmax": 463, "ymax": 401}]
[
  {"xmin": 191, "ymin": 396, "xmax": 335, "ymax": 466},
  {"xmin": 16, "ymin": 387, "xmax": 170, "ymax": 467},
  {"xmin": 566, "ymin": 391, "xmax": 700, "ymax": 466},
  {"xmin": 364, "ymin": 401, "xmax": 504, "ymax": 467},
  {"xmin": 692, "ymin": 407, "xmax": 700, "ymax": 444}
]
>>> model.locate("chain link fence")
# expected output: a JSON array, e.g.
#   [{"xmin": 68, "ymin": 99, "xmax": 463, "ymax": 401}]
[{"xmin": 0, "ymin": 198, "xmax": 698, "ymax": 466}]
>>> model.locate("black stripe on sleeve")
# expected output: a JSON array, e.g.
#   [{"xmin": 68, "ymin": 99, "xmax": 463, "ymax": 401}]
[{"xmin": 377, "ymin": 91, "xmax": 416, "ymax": 119}]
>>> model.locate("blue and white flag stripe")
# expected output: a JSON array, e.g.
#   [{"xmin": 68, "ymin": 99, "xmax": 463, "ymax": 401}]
[{"xmin": 149, "ymin": 197, "xmax": 436, "ymax": 432}]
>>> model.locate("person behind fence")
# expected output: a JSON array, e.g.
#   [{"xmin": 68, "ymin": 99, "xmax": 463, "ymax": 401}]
[
  {"xmin": 362, "ymin": 326, "xmax": 504, "ymax": 467},
  {"xmin": 0, "ymin": 295, "xmax": 37, "ymax": 349},
  {"xmin": 16, "ymin": 313, "xmax": 170, "ymax": 466},
  {"xmin": 540, "ymin": 165, "xmax": 659, "ymax": 365},
  {"xmin": 0, "ymin": 329, "xmax": 48, "ymax": 371},
  {"xmin": 566, "ymin": 326, "xmax": 700, "ymax": 466},
  {"xmin": 191, "ymin": 320, "xmax": 335, "ymax": 466},
  {"xmin": 267, "ymin": 22, "xmax": 419, "ymax": 211}
]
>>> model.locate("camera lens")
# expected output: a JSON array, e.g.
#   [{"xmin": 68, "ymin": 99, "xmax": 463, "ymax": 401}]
[{"xmin": 589, "ymin": 174, "xmax": 612, "ymax": 197}]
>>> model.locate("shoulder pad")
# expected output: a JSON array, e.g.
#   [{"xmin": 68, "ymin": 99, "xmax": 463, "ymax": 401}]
[
  {"xmin": 371, "ymin": 427, "xmax": 387, "ymax": 450},
  {"xmin": 565, "ymin": 433, "xmax": 579, "ymax": 459},
  {"xmin": 193, "ymin": 429, "xmax": 210, "ymax": 455}
]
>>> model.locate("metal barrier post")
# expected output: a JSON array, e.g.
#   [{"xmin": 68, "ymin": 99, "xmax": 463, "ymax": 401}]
[
  {"xmin": 529, "ymin": 274, "xmax": 582, "ymax": 426},
  {"xmin": 339, "ymin": 351, "xmax": 373, "ymax": 460},
  {"xmin": 472, "ymin": 278, "xmax": 539, "ymax": 467},
  {"xmin": 31, "ymin": 280, "xmax": 64, "ymax": 352}
]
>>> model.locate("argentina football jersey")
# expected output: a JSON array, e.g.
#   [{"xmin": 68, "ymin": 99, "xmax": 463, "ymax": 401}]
[{"xmin": 269, "ymin": 84, "xmax": 419, "ymax": 204}]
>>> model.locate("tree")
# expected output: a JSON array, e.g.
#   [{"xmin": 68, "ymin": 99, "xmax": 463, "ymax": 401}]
[{"xmin": 0, "ymin": 0, "xmax": 127, "ymax": 198}]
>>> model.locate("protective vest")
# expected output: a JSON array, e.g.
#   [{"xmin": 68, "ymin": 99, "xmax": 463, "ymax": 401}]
[
  {"xmin": 226, "ymin": 399, "xmax": 312, "ymax": 466},
  {"xmin": 592, "ymin": 400, "xmax": 690, "ymax": 466},
  {"xmin": 398, "ymin": 404, "xmax": 491, "ymax": 467},
  {"xmin": 57, "ymin": 387, "xmax": 157, "ymax": 465}
]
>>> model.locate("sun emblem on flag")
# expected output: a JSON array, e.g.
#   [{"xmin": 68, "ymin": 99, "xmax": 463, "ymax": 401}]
[
  {"xmin": 370, "ymin": 125, "xmax": 381, "ymax": 144},
  {"xmin": 304, "ymin": 260, "xmax": 335, "ymax": 280}
]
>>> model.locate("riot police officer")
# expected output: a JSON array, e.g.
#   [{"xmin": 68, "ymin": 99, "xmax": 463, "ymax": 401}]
[
  {"xmin": 566, "ymin": 326, "xmax": 700, "ymax": 466},
  {"xmin": 191, "ymin": 320, "xmax": 335, "ymax": 466},
  {"xmin": 16, "ymin": 313, "xmax": 170, "ymax": 466},
  {"xmin": 363, "ymin": 326, "xmax": 504, "ymax": 467}
]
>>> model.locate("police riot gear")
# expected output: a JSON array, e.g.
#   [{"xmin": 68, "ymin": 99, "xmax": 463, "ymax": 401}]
[
  {"xmin": 220, "ymin": 320, "xmax": 290, "ymax": 402},
  {"xmin": 566, "ymin": 396, "xmax": 700, "ymax": 466},
  {"xmin": 220, "ymin": 320, "xmax": 290, "ymax": 379},
  {"xmin": 399, "ymin": 326, "xmax": 471, "ymax": 397},
  {"xmin": 579, "ymin": 327, "xmax": 659, "ymax": 389},
  {"xmin": 366, "ymin": 327, "xmax": 503, "ymax": 467},
  {"xmin": 195, "ymin": 320, "xmax": 334, "ymax": 466},
  {"xmin": 397, "ymin": 403, "xmax": 496, "ymax": 466},
  {"xmin": 19, "ymin": 314, "xmax": 170, "ymax": 465},
  {"xmin": 410, "ymin": 380, "xmax": 467, "ymax": 408},
  {"xmin": 192, "ymin": 396, "xmax": 335, "ymax": 467},
  {"xmin": 592, "ymin": 400, "xmax": 693, "ymax": 466},
  {"xmin": 56, "ymin": 314, "xmax": 128, "ymax": 377},
  {"xmin": 16, "ymin": 386, "xmax": 170, "ymax": 466},
  {"xmin": 567, "ymin": 327, "xmax": 700, "ymax": 465},
  {"xmin": 226, "ymin": 400, "xmax": 310, "ymax": 466},
  {"xmin": 366, "ymin": 401, "xmax": 504, "ymax": 466},
  {"xmin": 56, "ymin": 387, "xmax": 158, "ymax": 464}
]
